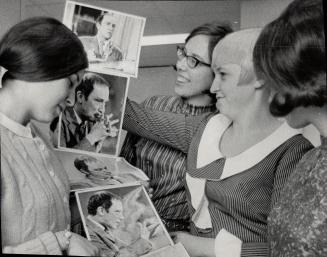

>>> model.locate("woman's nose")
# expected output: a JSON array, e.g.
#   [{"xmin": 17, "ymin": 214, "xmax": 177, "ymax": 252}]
[
  {"xmin": 176, "ymin": 57, "xmax": 187, "ymax": 71},
  {"xmin": 210, "ymin": 77, "xmax": 221, "ymax": 94}
]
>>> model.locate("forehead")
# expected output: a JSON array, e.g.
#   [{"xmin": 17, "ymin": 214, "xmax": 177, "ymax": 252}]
[
  {"xmin": 101, "ymin": 14, "xmax": 117, "ymax": 24},
  {"xmin": 212, "ymin": 43, "xmax": 246, "ymax": 69},
  {"xmin": 89, "ymin": 83, "xmax": 109, "ymax": 99},
  {"xmin": 185, "ymin": 35, "xmax": 210, "ymax": 61},
  {"xmin": 110, "ymin": 199, "xmax": 123, "ymax": 210}
]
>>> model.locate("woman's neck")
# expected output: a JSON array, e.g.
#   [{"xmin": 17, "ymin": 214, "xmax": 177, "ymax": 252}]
[
  {"xmin": 220, "ymin": 99, "xmax": 283, "ymax": 157},
  {"xmin": 186, "ymin": 93, "xmax": 214, "ymax": 107},
  {"xmin": 0, "ymin": 83, "xmax": 30, "ymax": 126},
  {"xmin": 311, "ymin": 105, "xmax": 327, "ymax": 137}
]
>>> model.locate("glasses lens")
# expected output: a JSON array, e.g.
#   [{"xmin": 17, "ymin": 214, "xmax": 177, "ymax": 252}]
[{"xmin": 187, "ymin": 56, "xmax": 198, "ymax": 68}]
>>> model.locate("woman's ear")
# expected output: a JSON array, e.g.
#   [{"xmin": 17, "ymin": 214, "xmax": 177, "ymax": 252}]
[{"xmin": 254, "ymin": 79, "xmax": 265, "ymax": 89}]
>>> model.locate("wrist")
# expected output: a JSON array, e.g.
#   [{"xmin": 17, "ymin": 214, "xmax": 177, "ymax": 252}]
[{"xmin": 55, "ymin": 230, "xmax": 72, "ymax": 251}]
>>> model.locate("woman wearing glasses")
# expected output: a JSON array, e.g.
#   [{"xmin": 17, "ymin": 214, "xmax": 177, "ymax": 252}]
[
  {"xmin": 123, "ymin": 28, "xmax": 313, "ymax": 256},
  {"xmin": 120, "ymin": 21, "xmax": 232, "ymax": 232}
]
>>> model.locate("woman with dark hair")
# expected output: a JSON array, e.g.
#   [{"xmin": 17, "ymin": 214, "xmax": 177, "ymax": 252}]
[
  {"xmin": 120, "ymin": 21, "xmax": 233, "ymax": 232},
  {"xmin": 122, "ymin": 28, "xmax": 313, "ymax": 256},
  {"xmin": 253, "ymin": 0, "xmax": 326, "ymax": 255},
  {"xmin": 0, "ymin": 17, "xmax": 99, "ymax": 255}
]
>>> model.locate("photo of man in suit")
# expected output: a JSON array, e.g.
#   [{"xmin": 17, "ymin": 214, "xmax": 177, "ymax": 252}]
[
  {"xmin": 85, "ymin": 191, "xmax": 152, "ymax": 257},
  {"xmin": 79, "ymin": 12, "xmax": 123, "ymax": 63},
  {"xmin": 50, "ymin": 72, "xmax": 119, "ymax": 153}
]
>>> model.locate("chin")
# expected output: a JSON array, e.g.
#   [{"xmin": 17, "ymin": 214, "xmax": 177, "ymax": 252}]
[
  {"xmin": 286, "ymin": 119, "xmax": 309, "ymax": 129},
  {"xmin": 285, "ymin": 112, "xmax": 310, "ymax": 129}
]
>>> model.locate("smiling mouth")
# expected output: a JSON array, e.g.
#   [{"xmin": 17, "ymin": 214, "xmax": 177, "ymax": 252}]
[{"xmin": 176, "ymin": 74, "xmax": 190, "ymax": 84}]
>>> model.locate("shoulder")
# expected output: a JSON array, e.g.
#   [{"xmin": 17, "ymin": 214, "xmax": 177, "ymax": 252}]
[
  {"xmin": 142, "ymin": 95, "xmax": 182, "ymax": 110},
  {"xmin": 79, "ymin": 35, "xmax": 96, "ymax": 42},
  {"xmin": 280, "ymin": 134, "xmax": 313, "ymax": 154}
]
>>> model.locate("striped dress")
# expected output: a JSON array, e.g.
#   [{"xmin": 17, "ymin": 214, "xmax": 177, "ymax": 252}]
[
  {"xmin": 0, "ymin": 112, "xmax": 71, "ymax": 254},
  {"xmin": 123, "ymin": 99, "xmax": 313, "ymax": 256},
  {"xmin": 120, "ymin": 95, "xmax": 215, "ymax": 231}
]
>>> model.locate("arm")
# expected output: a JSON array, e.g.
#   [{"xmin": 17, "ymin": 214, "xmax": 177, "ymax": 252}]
[
  {"xmin": 123, "ymin": 99, "xmax": 206, "ymax": 153},
  {"xmin": 3, "ymin": 231, "xmax": 63, "ymax": 255}
]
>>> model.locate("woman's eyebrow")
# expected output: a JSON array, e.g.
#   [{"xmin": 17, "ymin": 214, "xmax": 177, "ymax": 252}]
[{"xmin": 184, "ymin": 47, "xmax": 206, "ymax": 61}]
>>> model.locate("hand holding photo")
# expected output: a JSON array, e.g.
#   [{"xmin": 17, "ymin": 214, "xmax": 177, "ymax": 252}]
[{"xmin": 75, "ymin": 184, "xmax": 173, "ymax": 257}]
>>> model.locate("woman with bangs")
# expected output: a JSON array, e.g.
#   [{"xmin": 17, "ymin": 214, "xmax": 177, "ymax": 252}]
[
  {"xmin": 122, "ymin": 28, "xmax": 313, "ymax": 257},
  {"xmin": 253, "ymin": 0, "xmax": 326, "ymax": 255}
]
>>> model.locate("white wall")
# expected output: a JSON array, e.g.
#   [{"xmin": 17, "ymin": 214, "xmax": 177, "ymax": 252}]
[{"xmin": 240, "ymin": 0, "xmax": 292, "ymax": 29}]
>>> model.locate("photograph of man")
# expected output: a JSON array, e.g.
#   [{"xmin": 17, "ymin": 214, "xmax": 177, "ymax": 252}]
[
  {"xmin": 85, "ymin": 191, "xmax": 152, "ymax": 257},
  {"xmin": 80, "ymin": 12, "xmax": 123, "ymax": 63},
  {"xmin": 50, "ymin": 72, "xmax": 119, "ymax": 153},
  {"xmin": 73, "ymin": 155, "xmax": 122, "ymax": 188}
]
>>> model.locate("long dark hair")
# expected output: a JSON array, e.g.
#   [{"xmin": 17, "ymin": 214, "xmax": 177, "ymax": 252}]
[{"xmin": 0, "ymin": 16, "xmax": 88, "ymax": 83}]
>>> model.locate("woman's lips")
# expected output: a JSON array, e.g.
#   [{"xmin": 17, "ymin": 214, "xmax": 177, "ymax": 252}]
[{"xmin": 176, "ymin": 74, "xmax": 190, "ymax": 84}]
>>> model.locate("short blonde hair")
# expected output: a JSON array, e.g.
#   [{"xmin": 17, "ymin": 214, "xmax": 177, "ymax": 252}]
[{"xmin": 212, "ymin": 28, "xmax": 262, "ymax": 84}]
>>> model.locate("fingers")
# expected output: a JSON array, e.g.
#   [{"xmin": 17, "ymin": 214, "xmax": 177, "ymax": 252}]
[{"xmin": 109, "ymin": 118, "xmax": 119, "ymax": 126}]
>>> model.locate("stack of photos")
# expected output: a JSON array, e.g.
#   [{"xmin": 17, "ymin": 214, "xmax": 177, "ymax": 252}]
[
  {"xmin": 50, "ymin": 1, "xmax": 146, "ymax": 157},
  {"xmin": 75, "ymin": 184, "xmax": 186, "ymax": 257},
  {"xmin": 56, "ymin": 2, "xmax": 190, "ymax": 256}
]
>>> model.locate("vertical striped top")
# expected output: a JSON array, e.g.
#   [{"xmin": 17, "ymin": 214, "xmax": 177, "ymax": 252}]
[
  {"xmin": 120, "ymin": 95, "xmax": 215, "ymax": 229},
  {"xmin": 1, "ymin": 112, "xmax": 71, "ymax": 254},
  {"xmin": 123, "ymin": 100, "xmax": 313, "ymax": 256}
]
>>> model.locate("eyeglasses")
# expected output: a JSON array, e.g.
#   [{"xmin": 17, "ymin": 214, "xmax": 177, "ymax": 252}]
[{"xmin": 176, "ymin": 46, "xmax": 211, "ymax": 69}]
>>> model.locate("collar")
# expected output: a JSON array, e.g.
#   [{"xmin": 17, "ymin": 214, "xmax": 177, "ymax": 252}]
[
  {"xmin": 87, "ymin": 215, "xmax": 106, "ymax": 231},
  {"xmin": 73, "ymin": 108, "xmax": 82, "ymax": 125},
  {"xmin": 0, "ymin": 112, "xmax": 33, "ymax": 138},
  {"xmin": 197, "ymin": 114, "xmax": 302, "ymax": 180},
  {"xmin": 96, "ymin": 35, "xmax": 112, "ymax": 48},
  {"xmin": 87, "ymin": 216, "xmax": 116, "ymax": 241}
]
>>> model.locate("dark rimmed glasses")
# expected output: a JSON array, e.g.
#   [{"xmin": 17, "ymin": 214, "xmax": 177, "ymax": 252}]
[{"xmin": 176, "ymin": 46, "xmax": 211, "ymax": 69}]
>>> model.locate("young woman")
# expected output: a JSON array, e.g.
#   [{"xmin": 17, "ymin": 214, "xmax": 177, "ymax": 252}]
[
  {"xmin": 122, "ymin": 28, "xmax": 313, "ymax": 256},
  {"xmin": 120, "ymin": 21, "xmax": 232, "ymax": 232},
  {"xmin": 0, "ymin": 17, "xmax": 99, "ymax": 255},
  {"xmin": 253, "ymin": 0, "xmax": 326, "ymax": 255}
]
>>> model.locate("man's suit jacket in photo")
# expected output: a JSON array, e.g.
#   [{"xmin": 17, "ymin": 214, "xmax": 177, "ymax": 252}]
[{"xmin": 79, "ymin": 36, "xmax": 123, "ymax": 62}]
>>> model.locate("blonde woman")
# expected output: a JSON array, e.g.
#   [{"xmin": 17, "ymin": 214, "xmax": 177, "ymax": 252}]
[{"xmin": 122, "ymin": 28, "xmax": 313, "ymax": 256}]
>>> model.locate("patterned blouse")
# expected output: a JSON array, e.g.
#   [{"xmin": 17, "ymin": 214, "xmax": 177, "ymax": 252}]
[
  {"xmin": 120, "ymin": 95, "xmax": 215, "ymax": 231},
  {"xmin": 0, "ymin": 112, "xmax": 71, "ymax": 254},
  {"xmin": 268, "ymin": 136, "xmax": 327, "ymax": 256}
]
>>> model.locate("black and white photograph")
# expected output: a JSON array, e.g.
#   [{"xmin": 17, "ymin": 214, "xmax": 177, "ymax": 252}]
[
  {"xmin": 51, "ymin": 71, "xmax": 129, "ymax": 156},
  {"xmin": 63, "ymin": 0, "xmax": 146, "ymax": 78},
  {"xmin": 76, "ymin": 184, "xmax": 173, "ymax": 257},
  {"xmin": 0, "ymin": 0, "xmax": 325, "ymax": 256},
  {"xmin": 55, "ymin": 150, "xmax": 148, "ymax": 191}
]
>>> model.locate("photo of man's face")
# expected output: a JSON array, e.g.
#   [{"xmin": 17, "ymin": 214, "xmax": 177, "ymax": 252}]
[
  {"xmin": 97, "ymin": 14, "xmax": 117, "ymax": 40},
  {"xmin": 80, "ymin": 83, "xmax": 109, "ymax": 122},
  {"xmin": 102, "ymin": 198, "xmax": 124, "ymax": 230},
  {"xmin": 75, "ymin": 155, "xmax": 113, "ymax": 180}
]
